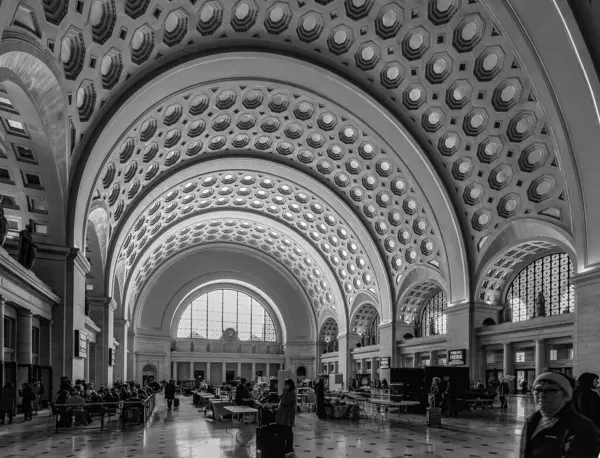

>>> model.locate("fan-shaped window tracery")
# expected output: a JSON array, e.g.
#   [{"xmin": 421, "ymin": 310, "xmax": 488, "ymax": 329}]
[
  {"xmin": 506, "ymin": 253, "xmax": 574, "ymax": 322},
  {"xmin": 421, "ymin": 291, "xmax": 447, "ymax": 336},
  {"xmin": 176, "ymin": 289, "xmax": 277, "ymax": 341}
]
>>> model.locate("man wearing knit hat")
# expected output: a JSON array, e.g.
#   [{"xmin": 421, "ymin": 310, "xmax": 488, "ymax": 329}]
[{"xmin": 520, "ymin": 371, "xmax": 600, "ymax": 457}]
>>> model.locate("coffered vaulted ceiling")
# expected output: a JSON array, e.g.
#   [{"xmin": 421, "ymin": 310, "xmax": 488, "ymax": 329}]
[{"xmin": 0, "ymin": 0, "xmax": 583, "ymax": 318}]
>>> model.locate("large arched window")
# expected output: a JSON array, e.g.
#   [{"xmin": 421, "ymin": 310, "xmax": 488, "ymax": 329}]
[
  {"xmin": 176, "ymin": 289, "xmax": 277, "ymax": 341},
  {"xmin": 421, "ymin": 291, "xmax": 447, "ymax": 336},
  {"xmin": 506, "ymin": 253, "xmax": 574, "ymax": 322}
]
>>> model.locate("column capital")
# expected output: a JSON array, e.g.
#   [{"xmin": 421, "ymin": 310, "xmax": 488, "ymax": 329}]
[
  {"xmin": 17, "ymin": 308, "xmax": 34, "ymax": 318},
  {"xmin": 68, "ymin": 247, "xmax": 91, "ymax": 276},
  {"xmin": 115, "ymin": 318, "xmax": 129, "ymax": 328},
  {"xmin": 0, "ymin": 295, "xmax": 6, "ymax": 306}
]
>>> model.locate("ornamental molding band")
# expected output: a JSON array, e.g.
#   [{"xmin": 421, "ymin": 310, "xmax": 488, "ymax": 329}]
[
  {"xmin": 95, "ymin": 81, "xmax": 447, "ymax": 297},
  {"xmin": 34, "ymin": 0, "xmax": 569, "ymax": 265},
  {"xmin": 128, "ymin": 217, "xmax": 343, "ymax": 316}
]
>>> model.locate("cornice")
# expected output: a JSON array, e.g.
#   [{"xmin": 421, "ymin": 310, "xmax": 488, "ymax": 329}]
[
  {"xmin": 84, "ymin": 316, "xmax": 101, "ymax": 334},
  {"xmin": 0, "ymin": 247, "xmax": 60, "ymax": 313},
  {"xmin": 572, "ymin": 267, "xmax": 600, "ymax": 287}
]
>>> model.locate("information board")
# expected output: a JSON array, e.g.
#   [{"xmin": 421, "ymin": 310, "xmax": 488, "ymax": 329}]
[{"xmin": 448, "ymin": 349, "xmax": 466, "ymax": 365}]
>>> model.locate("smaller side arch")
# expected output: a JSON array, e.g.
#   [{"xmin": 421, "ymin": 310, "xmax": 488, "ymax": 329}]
[
  {"xmin": 395, "ymin": 265, "xmax": 447, "ymax": 324},
  {"xmin": 475, "ymin": 219, "xmax": 577, "ymax": 305}
]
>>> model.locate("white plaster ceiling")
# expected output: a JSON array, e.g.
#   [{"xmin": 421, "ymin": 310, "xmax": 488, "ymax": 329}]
[{"xmin": 0, "ymin": 0, "xmax": 583, "ymax": 321}]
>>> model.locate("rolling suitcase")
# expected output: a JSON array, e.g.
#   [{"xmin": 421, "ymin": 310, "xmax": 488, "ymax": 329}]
[
  {"xmin": 256, "ymin": 424, "xmax": 288, "ymax": 458},
  {"xmin": 173, "ymin": 398, "xmax": 180, "ymax": 409},
  {"xmin": 426, "ymin": 407, "xmax": 442, "ymax": 427}
]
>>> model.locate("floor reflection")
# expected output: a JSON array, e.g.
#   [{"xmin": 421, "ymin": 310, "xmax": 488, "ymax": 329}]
[{"xmin": 0, "ymin": 395, "xmax": 535, "ymax": 458}]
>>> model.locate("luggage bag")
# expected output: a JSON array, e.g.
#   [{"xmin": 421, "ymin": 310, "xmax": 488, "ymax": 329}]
[{"xmin": 426, "ymin": 407, "xmax": 442, "ymax": 427}]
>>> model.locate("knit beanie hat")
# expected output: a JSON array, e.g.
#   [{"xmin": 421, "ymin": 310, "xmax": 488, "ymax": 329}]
[{"xmin": 533, "ymin": 372, "xmax": 573, "ymax": 399}]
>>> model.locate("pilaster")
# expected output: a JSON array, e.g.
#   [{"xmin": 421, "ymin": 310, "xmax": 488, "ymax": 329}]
[
  {"xmin": 90, "ymin": 296, "xmax": 116, "ymax": 387},
  {"xmin": 573, "ymin": 267, "xmax": 600, "ymax": 375}
]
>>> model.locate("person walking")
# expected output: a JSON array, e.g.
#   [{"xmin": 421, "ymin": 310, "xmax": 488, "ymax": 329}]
[
  {"xmin": 573, "ymin": 372, "xmax": 600, "ymax": 429},
  {"xmin": 519, "ymin": 372, "xmax": 600, "ymax": 458},
  {"xmin": 276, "ymin": 378, "xmax": 297, "ymax": 456},
  {"xmin": 0, "ymin": 382, "xmax": 16, "ymax": 425},
  {"xmin": 499, "ymin": 377, "xmax": 511, "ymax": 410},
  {"xmin": 315, "ymin": 376, "xmax": 326, "ymax": 419},
  {"xmin": 21, "ymin": 383, "xmax": 35, "ymax": 422},
  {"xmin": 165, "ymin": 380, "xmax": 176, "ymax": 410}
]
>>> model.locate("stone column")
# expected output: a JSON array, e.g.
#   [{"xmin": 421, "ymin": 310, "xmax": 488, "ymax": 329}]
[
  {"xmin": 444, "ymin": 302, "xmax": 476, "ymax": 378},
  {"xmin": 237, "ymin": 362, "xmax": 242, "ymax": 379},
  {"xmin": 535, "ymin": 339, "xmax": 546, "ymax": 377},
  {"xmin": 0, "ymin": 296, "xmax": 5, "ymax": 387},
  {"xmin": 337, "ymin": 332, "xmax": 360, "ymax": 385},
  {"xmin": 90, "ymin": 297, "xmax": 116, "ymax": 388},
  {"xmin": 573, "ymin": 268, "xmax": 600, "ymax": 375},
  {"xmin": 17, "ymin": 309, "xmax": 33, "ymax": 386},
  {"xmin": 413, "ymin": 352, "xmax": 418, "ymax": 368},
  {"xmin": 503, "ymin": 343, "xmax": 514, "ymax": 392},
  {"xmin": 266, "ymin": 363, "xmax": 270, "ymax": 378},
  {"xmin": 114, "ymin": 319, "xmax": 129, "ymax": 382},
  {"xmin": 429, "ymin": 351, "xmax": 436, "ymax": 366},
  {"xmin": 34, "ymin": 247, "xmax": 90, "ymax": 393},
  {"xmin": 39, "ymin": 319, "xmax": 52, "ymax": 367},
  {"xmin": 370, "ymin": 357, "xmax": 377, "ymax": 381},
  {"xmin": 377, "ymin": 322, "xmax": 396, "ymax": 381},
  {"xmin": 190, "ymin": 361, "xmax": 194, "ymax": 379},
  {"xmin": 251, "ymin": 362, "xmax": 256, "ymax": 381},
  {"xmin": 222, "ymin": 362, "xmax": 227, "ymax": 384},
  {"xmin": 127, "ymin": 331, "xmax": 136, "ymax": 381},
  {"xmin": 206, "ymin": 361, "xmax": 211, "ymax": 382}
]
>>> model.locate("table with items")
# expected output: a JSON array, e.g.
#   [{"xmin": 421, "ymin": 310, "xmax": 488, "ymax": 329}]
[
  {"xmin": 367, "ymin": 399, "xmax": 421, "ymax": 428},
  {"xmin": 205, "ymin": 398, "xmax": 236, "ymax": 420}
]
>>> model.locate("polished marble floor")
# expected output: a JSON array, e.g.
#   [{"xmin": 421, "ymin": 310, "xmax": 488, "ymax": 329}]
[{"xmin": 0, "ymin": 395, "xmax": 534, "ymax": 458}]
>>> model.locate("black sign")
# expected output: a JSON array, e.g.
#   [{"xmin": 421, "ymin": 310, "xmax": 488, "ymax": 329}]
[
  {"xmin": 448, "ymin": 349, "xmax": 466, "ymax": 365},
  {"xmin": 74, "ymin": 330, "xmax": 87, "ymax": 358},
  {"xmin": 379, "ymin": 357, "xmax": 390, "ymax": 369}
]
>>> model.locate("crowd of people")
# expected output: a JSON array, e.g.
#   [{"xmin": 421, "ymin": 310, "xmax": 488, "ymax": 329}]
[{"xmin": 0, "ymin": 378, "xmax": 45, "ymax": 425}]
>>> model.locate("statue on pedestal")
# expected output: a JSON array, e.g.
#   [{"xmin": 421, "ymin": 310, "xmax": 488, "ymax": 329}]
[
  {"xmin": 17, "ymin": 224, "xmax": 37, "ymax": 269},
  {"xmin": 0, "ymin": 197, "xmax": 8, "ymax": 247},
  {"xmin": 535, "ymin": 291, "xmax": 546, "ymax": 317},
  {"xmin": 502, "ymin": 302, "xmax": 512, "ymax": 323},
  {"xmin": 413, "ymin": 317, "xmax": 421, "ymax": 338}
]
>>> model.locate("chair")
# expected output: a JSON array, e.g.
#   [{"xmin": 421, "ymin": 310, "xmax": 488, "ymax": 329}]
[{"xmin": 47, "ymin": 402, "xmax": 60, "ymax": 426}]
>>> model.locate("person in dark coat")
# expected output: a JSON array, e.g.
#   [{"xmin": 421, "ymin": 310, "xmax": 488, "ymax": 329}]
[
  {"xmin": 519, "ymin": 372, "xmax": 600, "ymax": 458},
  {"xmin": 573, "ymin": 372, "xmax": 600, "ymax": 429},
  {"xmin": 0, "ymin": 382, "xmax": 16, "ymax": 424},
  {"xmin": 444, "ymin": 377, "xmax": 458, "ymax": 417},
  {"xmin": 276, "ymin": 378, "xmax": 297, "ymax": 454},
  {"xmin": 428, "ymin": 377, "xmax": 442, "ymax": 408},
  {"xmin": 21, "ymin": 383, "xmax": 35, "ymax": 422},
  {"xmin": 498, "ymin": 377, "xmax": 511, "ymax": 410},
  {"xmin": 315, "ymin": 376, "xmax": 326, "ymax": 419},
  {"xmin": 235, "ymin": 378, "xmax": 250, "ymax": 406},
  {"xmin": 165, "ymin": 380, "xmax": 176, "ymax": 410}
]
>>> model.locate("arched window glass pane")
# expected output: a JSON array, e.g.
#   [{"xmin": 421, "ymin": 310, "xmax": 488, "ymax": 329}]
[
  {"xmin": 237, "ymin": 293, "xmax": 252, "ymax": 341},
  {"xmin": 176, "ymin": 289, "xmax": 277, "ymax": 342},
  {"xmin": 506, "ymin": 253, "xmax": 574, "ymax": 322},
  {"xmin": 191, "ymin": 296, "xmax": 207, "ymax": 338},
  {"xmin": 421, "ymin": 291, "xmax": 447, "ymax": 336},
  {"xmin": 367, "ymin": 314, "xmax": 380, "ymax": 345},
  {"xmin": 177, "ymin": 305, "xmax": 192, "ymax": 338},
  {"xmin": 207, "ymin": 290, "xmax": 222, "ymax": 339}
]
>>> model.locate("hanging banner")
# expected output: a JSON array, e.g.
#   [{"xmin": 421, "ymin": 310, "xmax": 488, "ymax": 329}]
[{"xmin": 74, "ymin": 330, "xmax": 87, "ymax": 358}]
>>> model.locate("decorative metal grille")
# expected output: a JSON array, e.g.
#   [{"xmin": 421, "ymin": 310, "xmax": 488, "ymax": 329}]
[
  {"xmin": 176, "ymin": 289, "xmax": 277, "ymax": 341},
  {"xmin": 421, "ymin": 291, "xmax": 447, "ymax": 336},
  {"xmin": 506, "ymin": 253, "xmax": 574, "ymax": 322}
]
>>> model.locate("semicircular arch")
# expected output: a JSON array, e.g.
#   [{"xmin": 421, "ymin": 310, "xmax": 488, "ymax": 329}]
[{"xmin": 70, "ymin": 52, "xmax": 467, "ymax": 309}]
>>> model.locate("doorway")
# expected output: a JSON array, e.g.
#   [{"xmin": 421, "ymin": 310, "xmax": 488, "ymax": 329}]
[
  {"xmin": 142, "ymin": 364, "xmax": 157, "ymax": 385},
  {"xmin": 226, "ymin": 370, "xmax": 235, "ymax": 382},
  {"xmin": 485, "ymin": 369, "xmax": 504, "ymax": 383},
  {"xmin": 515, "ymin": 369, "xmax": 535, "ymax": 394}
]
